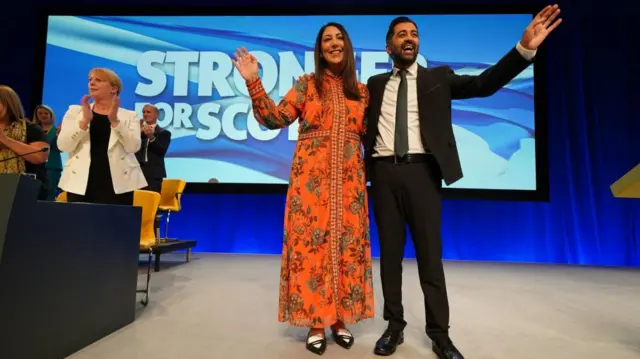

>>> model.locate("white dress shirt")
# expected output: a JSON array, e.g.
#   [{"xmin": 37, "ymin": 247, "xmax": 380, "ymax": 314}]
[
  {"xmin": 374, "ymin": 42, "xmax": 537, "ymax": 157},
  {"xmin": 143, "ymin": 123, "xmax": 157, "ymax": 163}
]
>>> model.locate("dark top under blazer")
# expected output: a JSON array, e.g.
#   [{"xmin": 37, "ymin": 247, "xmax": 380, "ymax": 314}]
[{"xmin": 363, "ymin": 46, "xmax": 533, "ymax": 186}]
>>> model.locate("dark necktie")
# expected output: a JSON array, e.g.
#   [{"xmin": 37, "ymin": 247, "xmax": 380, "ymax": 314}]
[{"xmin": 394, "ymin": 69, "xmax": 409, "ymax": 158}]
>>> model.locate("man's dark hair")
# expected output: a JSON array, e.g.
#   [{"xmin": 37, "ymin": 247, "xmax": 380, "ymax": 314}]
[{"xmin": 386, "ymin": 16, "xmax": 418, "ymax": 44}]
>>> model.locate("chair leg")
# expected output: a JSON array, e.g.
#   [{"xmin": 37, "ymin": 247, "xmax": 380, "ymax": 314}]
[
  {"xmin": 186, "ymin": 248, "xmax": 191, "ymax": 263},
  {"xmin": 163, "ymin": 211, "xmax": 172, "ymax": 242},
  {"xmin": 155, "ymin": 252, "xmax": 161, "ymax": 272},
  {"xmin": 138, "ymin": 248, "xmax": 152, "ymax": 306},
  {"xmin": 155, "ymin": 214, "xmax": 162, "ymax": 241}
]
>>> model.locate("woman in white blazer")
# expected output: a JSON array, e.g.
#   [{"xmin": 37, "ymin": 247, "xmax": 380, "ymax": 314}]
[{"xmin": 57, "ymin": 68, "xmax": 147, "ymax": 205}]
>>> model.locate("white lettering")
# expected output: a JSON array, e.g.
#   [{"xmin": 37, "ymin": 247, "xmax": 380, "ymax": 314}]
[
  {"xmin": 247, "ymin": 109, "xmax": 281, "ymax": 141},
  {"xmin": 221, "ymin": 103, "xmax": 247, "ymax": 140},
  {"xmin": 360, "ymin": 51, "xmax": 390, "ymax": 84},
  {"xmin": 417, "ymin": 54, "xmax": 428, "ymax": 68},
  {"xmin": 165, "ymin": 52, "xmax": 199, "ymax": 96},
  {"xmin": 288, "ymin": 121, "xmax": 299, "ymax": 141},
  {"xmin": 134, "ymin": 50, "xmax": 430, "ymax": 141},
  {"xmin": 304, "ymin": 51, "xmax": 315, "ymax": 75},
  {"xmin": 135, "ymin": 51, "xmax": 167, "ymax": 97},
  {"xmin": 156, "ymin": 103, "xmax": 174, "ymax": 128},
  {"xmin": 173, "ymin": 102, "xmax": 193, "ymax": 128},
  {"xmin": 278, "ymin": 52, "xmax": 305, "ymax": 97},
  {"xmin": 198, "ymin": 51, "xmax": 235, "ymax": 97},
  {"xmin": 196, "ymin": 102, "xmax": 221, "ymax": 140}
]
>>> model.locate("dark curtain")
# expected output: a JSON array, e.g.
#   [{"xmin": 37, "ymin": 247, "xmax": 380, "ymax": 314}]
[{"xmin": 1, "ymin": 0, "xmax": 637, "ymax": 265}]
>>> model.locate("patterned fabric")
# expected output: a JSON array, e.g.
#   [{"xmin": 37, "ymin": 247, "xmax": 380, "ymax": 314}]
[
  {"xmin": 247, "ymin": 72, "xmax": 374, "ymax": 328},
  {"xmin": 0, "ymin": 119, "xmax": 27, "ymax": 174}
]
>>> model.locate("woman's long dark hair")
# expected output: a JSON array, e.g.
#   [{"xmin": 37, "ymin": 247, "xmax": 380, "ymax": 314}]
[{"xmin": 313, "ymin": 22, "xmax": 361, "ymax": 101}]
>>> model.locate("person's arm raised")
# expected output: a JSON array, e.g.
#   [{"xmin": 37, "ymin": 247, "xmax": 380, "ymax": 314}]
[{"xmin": 233, "ymin": 47, "xmax": 306, "ymax": 129}]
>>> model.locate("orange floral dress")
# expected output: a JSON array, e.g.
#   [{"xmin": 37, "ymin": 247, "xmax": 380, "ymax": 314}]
[{"xmin": 247, "ymin": 71, "xmax": 374, "ymax": 328}]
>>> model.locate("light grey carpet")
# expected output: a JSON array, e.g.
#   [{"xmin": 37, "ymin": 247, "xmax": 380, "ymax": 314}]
[{"xmin": 68, "ymin": 253, "xmax": 640, "ymax": 359}]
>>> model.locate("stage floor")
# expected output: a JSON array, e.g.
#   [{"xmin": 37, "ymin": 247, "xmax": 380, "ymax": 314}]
[{"xmin": 68, "ymin": 253, "xmax": 640, "ymax": 359}]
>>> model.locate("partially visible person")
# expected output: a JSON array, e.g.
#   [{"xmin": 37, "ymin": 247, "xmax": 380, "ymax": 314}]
[
  {"xmin": 33, "ymin": 104, "xmax": 62, "ymax": 201},
  {"xmin": 233, "ymin": 22, "xmax": 374, "ymax": 356},
  {"xmin": 0, "ymin": 85, "xmax": 50, "ymax": 200},
  {"xmin": 135, "ymin": 104, "xmax": 171, "ymax": 193},
  {"xmin": 57, "ymin": 68, "xmax": 147, "ymax": 205}
]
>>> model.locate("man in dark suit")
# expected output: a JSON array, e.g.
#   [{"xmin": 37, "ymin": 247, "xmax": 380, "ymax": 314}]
[
  {"xmin": 364, "ymin": 6, "xmax": 562, "ymax": 359},
  {"xmin": 136, "ymin": 104, "xmax": 171, "ymax": 193}
]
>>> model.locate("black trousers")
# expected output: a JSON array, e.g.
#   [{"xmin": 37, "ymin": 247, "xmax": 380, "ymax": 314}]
[
  {"xmin": 144, "ymin": 178, "xmax": 163, "ymax": 194},
  {"xmin": 370, "ymin": 156, "xmax": 449, "ymax": 344}
]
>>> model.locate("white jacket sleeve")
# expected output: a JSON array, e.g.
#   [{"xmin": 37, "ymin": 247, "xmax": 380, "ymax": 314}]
[
  {"xmin": 57, "ymin": 105, "xmax": 89, "ymax": 153},
  {"xmin": 111, "ymin": 110, "xmax": 142, "ymax": 153}
]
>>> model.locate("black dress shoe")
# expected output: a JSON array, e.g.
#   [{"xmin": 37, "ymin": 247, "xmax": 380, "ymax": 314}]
[
  {"xmin": 306, "ymin": 330, "xmax": 326, "ymax": 355},
  {"xmin": 331, "ymin": 327, "xmax": 354, "ymax": 349},
  {"xmin": 432, "ymin": 340, "xmax": 465, "ymax": 359},
  {"xmin": 373, "ymin": 330, "xmax": 404, "ymax": 356}
]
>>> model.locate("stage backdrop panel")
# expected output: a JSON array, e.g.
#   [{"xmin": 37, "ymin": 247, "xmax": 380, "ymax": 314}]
[{"xmin": 41, "ymin": 13, "xmax": 541, "ymax": 194}]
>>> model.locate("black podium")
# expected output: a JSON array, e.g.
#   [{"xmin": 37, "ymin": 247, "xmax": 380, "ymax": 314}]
[{"xmin": 0, "ymin": 174, "xmax": 142, "ymax": 359}]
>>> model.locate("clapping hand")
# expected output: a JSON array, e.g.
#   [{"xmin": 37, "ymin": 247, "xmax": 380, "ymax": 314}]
[
  {"xmin": 80, "ymin": 95, "xmax": 93, "ymax": 127},
  {"xmin": 142, "ymin": 125, "xmax": 154, "ymax": 138},
  {"xmin": 520, "ymin": 4, "xmax": 562, "ymax": 50},
  {"xmin": 231, "ymin": 47, "xmax": 259, "ymax": 82},
  {"xmin": 108, "ymin": 94, "xmax": 120, "ymax": 125}
]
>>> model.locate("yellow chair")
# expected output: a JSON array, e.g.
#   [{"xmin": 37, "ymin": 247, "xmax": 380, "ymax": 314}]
[
  {"xmin": 133, "ymin": 189, "xmax": 161, "ymax": 306},
  {"xmin": 158, "ymin": 179, "xmax": 186, "ymax": 243},
  {"xmin": 55, "ymin": 191, "xmax": 67, "ymax": 202}
]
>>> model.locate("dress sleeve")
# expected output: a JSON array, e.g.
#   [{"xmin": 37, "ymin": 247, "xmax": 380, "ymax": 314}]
[{"xmin": 246, "ymin": 75, "xmax": 310, "ymax": 129}]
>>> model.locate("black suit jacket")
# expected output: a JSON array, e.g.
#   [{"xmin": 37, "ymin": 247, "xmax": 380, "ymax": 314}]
[
  {"xmin": 363, "ymin": 46, "xmax": 533, "ymax": 186},
  {"xmin": 136, "ymin": 126, "xmax": 171, "ymax": 180}
]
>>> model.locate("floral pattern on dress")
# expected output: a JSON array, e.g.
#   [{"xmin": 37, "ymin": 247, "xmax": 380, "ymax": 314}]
[{"xmin": 247, "ymin": 71, "xmax": 374, "ymax": 328}]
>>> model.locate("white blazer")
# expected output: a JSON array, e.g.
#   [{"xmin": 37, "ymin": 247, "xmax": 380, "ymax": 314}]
[{"xmin": 57, "ymin": 104, "xmax": 148, "ymax": 195}]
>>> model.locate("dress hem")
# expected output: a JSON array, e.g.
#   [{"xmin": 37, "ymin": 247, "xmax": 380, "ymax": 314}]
[{"xmin": 278, "ymin": 314, "xmax": 375, "ymax": 329}]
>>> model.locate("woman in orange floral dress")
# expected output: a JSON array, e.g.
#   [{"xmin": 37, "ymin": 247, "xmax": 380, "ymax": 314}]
[{"xmin": 233, "ymin": 22, "xmax": 374, "ymax": 355}]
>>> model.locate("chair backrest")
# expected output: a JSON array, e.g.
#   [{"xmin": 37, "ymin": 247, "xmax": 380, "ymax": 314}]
[
  {"xmin": 56, "ymin": 191, "xmax": 67, "ymax": 202},
  {"xmin": 133, "ymin": 190, "xmax": 161, "ymax": 249},
  {"xmin": 159, "ymin": 179, "xmax": 186, "ymax": 211}
]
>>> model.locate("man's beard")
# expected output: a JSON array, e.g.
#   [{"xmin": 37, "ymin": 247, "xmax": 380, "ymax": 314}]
[{"xmin": 390, "ymin": 43, "xmax": 418, "ymax": 67}]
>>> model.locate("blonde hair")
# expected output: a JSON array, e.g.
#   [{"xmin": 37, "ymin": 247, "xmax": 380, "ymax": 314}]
[
  {"xmin": 89, "ymin": 68, "xmax": 123, "ymax": 95},
  {"xmin": 0, "ymin": 85, "xmax": 26, "ymax": 123},
  {"xmin": 33, "ymin": 104, "xmax": 56, "ymax": 126}
]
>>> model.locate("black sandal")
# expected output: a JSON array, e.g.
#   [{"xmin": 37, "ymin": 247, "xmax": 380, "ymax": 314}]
[
  {"xmin": 331, "ymin": 327, "xmax": 354, "ymax": 349},
  {"xmin": 306, "ymin": 330, "xmax": 327, "ymax": 355}
]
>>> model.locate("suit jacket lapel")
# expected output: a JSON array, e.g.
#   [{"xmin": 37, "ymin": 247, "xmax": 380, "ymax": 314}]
[{"xmin": 416, "ymin": 65, "xmax": 434, "ymax": 126}]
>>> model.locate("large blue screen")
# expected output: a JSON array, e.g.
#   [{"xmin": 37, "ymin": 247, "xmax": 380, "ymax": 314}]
[{"xmin": 42, "ymin": 14, "xmax": 536, "ymax": 191}]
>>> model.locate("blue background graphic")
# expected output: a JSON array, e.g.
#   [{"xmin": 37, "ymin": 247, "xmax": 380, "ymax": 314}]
[
  {"xmin": 42, "ymin": 14, "xmax": 537, "ymax": 191},
  {"xmin": 12, "ymin": 1, "xmax": 635, "ymax": 267}
]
